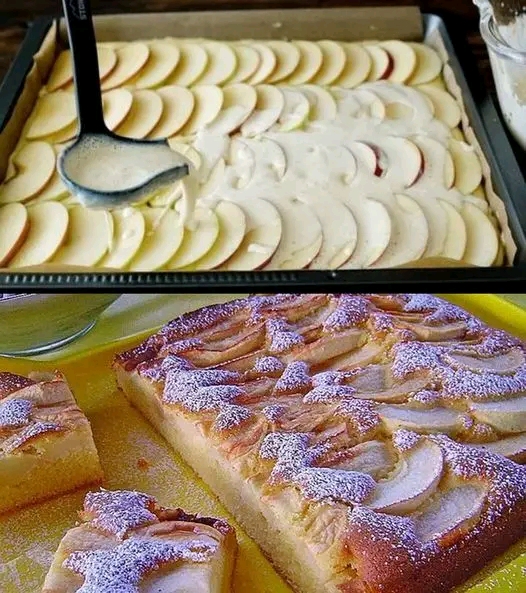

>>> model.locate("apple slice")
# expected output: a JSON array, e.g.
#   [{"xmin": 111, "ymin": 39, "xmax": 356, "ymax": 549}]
[
  {"xmin": 239, "ymin": 137, "xmax": 287, "ymax": 182},
  {"xmin": 240, "ymin": 85, "xmax": 285, "ymax": 137},
  {"xmin": 414, "ymin": 483, "xmax": 487, "ymax": 542},
  {"xmin": 415, "ymin": 85, "xmax": 461, "ymax": 128},
  {"xmin": 229, "ymin": 43, "xmax": 261, "ymax": 83},
  {"xmin": 195, "ymin": 41, "xmax": 237, "ymax": 85},
  {"xmin": 48, "ymin": 121, "xmax": 78, "ymax": 144},
  {"xmin": 379, "ymin": 404, "xmax": 460, "ymax": 434},
  {"xmin": 26, "ymin": 91, "xmax": 77, "ymax": 140},
  {"xmin": 265, "ymin": 41, "xmax": 301, "ymax": 83},
  {"xmin": 376, "ymin": 137, "xmax": 423, "ymax": 188},
  {"xmin": 126, "ymin": 40, "xmax": 180, "ymax": 89},
  {"xmin": 52, "ymin": 206, "xmax": 112, "ymax": 266},
  {"xmin": 225, "ymin": 138, "xmax": 256, "ymax": 189},
  {"xmin": 0, "ymin": 203, "xmax": 29, "ymax": 266},
  {"xmin": 409, "ymin": 194, "xmax": 449, "ymax": 258},
  {"xmin": 167, "ymin": 140, "xmax": 202, "ymax": 173},
  {"xmin": 179, "ymin": 85, "xmax": 224, "ymax": 135},
  {"xmin": 29, "ymin": 170, "xmax": 69, "ymax": 204},
  {"xmin": 102, "ymin": 88, "xmax": 134, "ymax": 131},
  {"xmin": 99, "ymin": 208, "xmax": 146, "ymax": 269},
  {"xmin": 299, "ymin": 85, "xmax": 337, "ymax": 121},
  {"xmin": 470, "ymin": 396, "xmax": 526, "ymax": 433},
  {"xmin": 412, "ymin": 136, "xmax": 454, "ymax": 189},
  {"xmin": 126, "ymin": 208, "xmax": 184, "ymax": 271},
  {"xmin": 461, "ymin": 202, "xmax": 499, "ymax": 266},
  {"xmin": 8, "ymin": 202, "xmax": 69, "ymax": 268},
  {"xmin": 164, "ymin": 41, "xmax": 209, "ymax": 87},
  {"xmin": 348, "ymin": 140, "xmax": 381, "ymax": 176},
  {"xmin": 222, "ymin": 198, "xmax": 282, "ymax": 270},
  {"xmin": 310, "ymin": 40, "xmax": 347, "ymax": 85},
  {"xmin": 333, "ymin": 42, "xmax": 372, "ymax": 88},
  {"xmin": 371, "ymin": 194, "xmax": 429, "ymax": 268},
  {"xmin": 331, "ymin": 441, "xmax": 395, "ymax": 479},
  {"xmin": 353, "ymin": 88, "xmax": 386, "ymax": 119},
  {"xmin": 438, "ymin": 199, "xmax": 467, "ymax": 261},
  {"xmin": 449, "ymin": 139, "xmax": 483, "ymax": 195},
  {"xmin": 264, "ymin": 199, "xmax": 323, "ymax": 269},
  {"xmin": 46, "ymin": 47, "xmax": 117, "ymax": 92},
  {"xmin": 407, "ymin": 43, "xmax": 443, "ymax": 86},
  {"xmin": 472, "ymin": 433, "xmax": 526, "ymax": 462},
  {"xmin": 284, "ymin": 41, "xmax": 323, "ymax": 85},
  {"xmin": 147, "ymin": 86, "xmax": 195, "ymax": 139},
  {"xmin": 447, "ymin": 348, "xmax": 524, "ymax": 374},
  {"xmin": 101, "ymin": 43, "xmax": 150, "ymax": 91},
  {"xmin": 205, "ymin": 83, "xmax": 257, "ymax": 135},
  {"xmin": 366, "ymin": 439, "xmax": 443, "ymax": 513},
  {"xmin": 184, "ymin": 201, "xmax": 246, "ymax": 270},
  {"xmin": 339, "ymin": 198, "xmax": 392, "ymax": 268},
  {"xmin": 0, "ymin": 142, "xmax": 56, "ymax": 204},
  {"xmin": 115, "ymin": 89, "xmax": 164, "ymax": 139},
  {"xmin": 362, "ymin": 81, "xmax": 433, "ymax": 123},
  {"xmin": 245, "ymin": 43, "xmax": 277, "ymax": 85},
  {"xmin": 309, "ymin": 198, "xmax": 357, "ymax": 269},
  {"xmin": 166, "ymin": 206, "xmax": 219, "ymax": 269},
  {"xmin": 363, "ymin": 43, "xmax": 391, "ymax": 81},
  {"xmin": 273, "ymin": 88, "xmax": 310, "ymax": 132},
  {"xmin": 379, "ymin": 41, "xmax": 417, "ymax": 83}
]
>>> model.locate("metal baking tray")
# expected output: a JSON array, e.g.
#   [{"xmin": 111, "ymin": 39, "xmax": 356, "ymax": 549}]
[{"xmin": 0, "ymin": 10, "xmax": 525, "ymax": 292}]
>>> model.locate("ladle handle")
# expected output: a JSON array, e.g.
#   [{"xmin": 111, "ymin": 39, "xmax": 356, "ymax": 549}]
[{"xmin": 61, "ymin": 0, "xmax": 107, "ymax": 135}]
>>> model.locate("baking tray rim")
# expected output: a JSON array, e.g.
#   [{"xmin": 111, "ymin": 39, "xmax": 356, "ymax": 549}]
[{"xmin": 0, "ymin": 10, "xmax": 525, "ymax": 291}]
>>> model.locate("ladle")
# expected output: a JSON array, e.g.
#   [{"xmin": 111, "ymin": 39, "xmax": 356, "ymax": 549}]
[{"xmin": 57, "ymin": 0, "xmax": 189, "ymax": 209}]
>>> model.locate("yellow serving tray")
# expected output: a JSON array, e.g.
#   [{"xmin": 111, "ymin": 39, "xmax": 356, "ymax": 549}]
[{"xmin": 0, "ymin": 294, "xmax": 525, "ymax": 593}]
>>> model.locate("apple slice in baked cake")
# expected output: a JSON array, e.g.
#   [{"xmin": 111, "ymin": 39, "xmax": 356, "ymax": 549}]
[{"xmin": 114, "ymin": 294, "xmax": 526, "ymax": 593}]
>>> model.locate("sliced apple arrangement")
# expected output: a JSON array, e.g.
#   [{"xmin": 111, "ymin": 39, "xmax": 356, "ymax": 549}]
[{"xmin": 0, "ymin": 37, "xmax": 503, "ymax": 270}]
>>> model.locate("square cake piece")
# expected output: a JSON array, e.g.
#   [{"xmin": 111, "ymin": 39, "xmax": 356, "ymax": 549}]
[
  {"xmin": 42, "ymin": 489, "xmax": 237, "ymax": 593},
  {"xmin": 0, "ymin": 370, "xmax": 103, "ymax": 514},
  {"xmin": 114, "ymin": 294, "xmax": 526, "ymax": 593}
]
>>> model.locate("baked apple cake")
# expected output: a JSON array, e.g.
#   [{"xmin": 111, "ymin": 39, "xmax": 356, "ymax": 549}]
[
  {"xmin": 0, "ymin": 370, "xmax": 102, "ymax": 514},
  {"xmin": 114, "ymin": 294, "xmax": 526, "ymax": 593},
  {"xmin": 42, "ymin": 489, "xmax": 237, "ymax": 593}
]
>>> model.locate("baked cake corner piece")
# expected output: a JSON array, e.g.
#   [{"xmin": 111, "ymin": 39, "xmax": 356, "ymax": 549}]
[
  {"xmin": 42, "ymin": 488, "xmax": 237, "ymax": 593},
  {"xmin": 0, "ymin": 370, "xmax": 103, "ymax": 515},
  {"xmin": 113, "ymin": 293, "xmax": 526, "ymax": 593}
]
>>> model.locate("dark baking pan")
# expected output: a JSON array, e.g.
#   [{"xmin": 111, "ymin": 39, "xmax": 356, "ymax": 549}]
[{"xmin": 0, "ymin": 11, "xmax": 525, "ymax": 292}]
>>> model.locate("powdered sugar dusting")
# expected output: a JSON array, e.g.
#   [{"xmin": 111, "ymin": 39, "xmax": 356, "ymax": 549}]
[
  {"xmin": 63, "ymin": 536, "xmax": 217, "ymax": 593},
  {"xmin": 391, "ymin": 342, "xmax": 442, "ymax": 379},
  {"xmin": 261, "ymin": 404, "xmax": 287, "ymax": 422},
  {"xmin": 138, "ymin": 354, "xmax": 193, "ymax": 382},
  {"xmin": 0, "ymin": 398, "xmax": 32, "ymax": 429},
  {"xmin": 161, "ymin": 338, "xmax": 202, "ymax": 356},
  {"xmin": 253, "ymin": 356, "xmax": 285, "ymax": 375},
  {"xmin": 0, "ymin": 372, "xmax": 35, "ymax": 398},
  {"xmin": 275, "ymin": 361, "xmax": 311, "ymax": 393},
  {"xmin": 410, "ymin": 390, "xmax": 441, "ymax": 405},
  {"xmin": 392, "ymin": 429, "xmax": 422, "ymax": 452},
  {"xmin": 213, "ymin": 404, "xmax": 252, "ymax": 431},
  {"xmin": 439, "ymin": 365, "xmax": 526, "ymax": 400},
  {"xmin": 84, "ymin": 490, "xmax": 158, "ymax": 539},
  {"xmin": 304, "ymin": 385, "xmax": 356, "ymax": 403},
  {"xmin": 266, "ymin": 318, "xmax": 304, "ymax": 353},
  {"xmin": 336, "ymin": 398, "xmax": 380, "ymax": 435},
  {"xmin": 2, "ymin": 421, "xmax": 61, "ymax": 453},
  {"xmin": 295, "ymin": 467, "xmax": 376, "ymax": 504},
  {"xmin": 402, "ymin": 294, "xmax": 471, "ymax": 327},
  {"xmin": 323, "ymin": 295, "xmax": 371, "ymax": 331}
]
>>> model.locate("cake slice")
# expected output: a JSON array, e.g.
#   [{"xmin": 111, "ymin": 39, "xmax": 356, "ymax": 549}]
[
  {"xmin": 0, "ymin": 370, "xmax": 103, "ymax": 514},
  {"xmin": 113, "ymin": 294, "xmax": 526, "ymax": 593},
  {"xmin": 42, "ymin": 489, "xmax": 237, "ymax": 593}
]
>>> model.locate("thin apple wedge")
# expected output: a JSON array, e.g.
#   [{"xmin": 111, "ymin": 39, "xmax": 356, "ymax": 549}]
[
  {"xmin": 46, "ymin": 47, "xmax": 117, "ymax": 91},
  {"xmin": 101, "ymin": 43, "xmax": 150, "ymax": 90},
  {"xmin": 264, "ymin": 40, "xmax": 301, "ymax": 83},
  {"xmin": 9, "ymin": 202, "xmax": 69, "ymax": 268},
  {"xmin": 414, "ymin": 482, "xmax": 487, "ymax": 542},
  {"xmin": 179, "ymin": 85, "xmax": 224, "ymax": 135},
  {"xmin": 370, "ymin": 194, "xmax": 429, "ymax": 268},
  {"xmin": 0, "ymin": 203, "xmax": 29, "ymax": 266},
  {"xmin": 126, "ymin": 40, "xmax": 180, "ymax": 89},
  {"xmin": 406, "ymin": 43, "xmax": 443, "ymax": 86},
  {"xmin": 102, "ymin": 88, "xmax": 134, "ymax": 131},
  {"xmin": 52, "ymin": 206, "xmax": 112, "ymax": 267},
  {"xmin": 222, "ymin": 198, "xmax": 282, "ymax": 271},
  {"xmin": 438, "ymin": 199, "xmax": 467, "ymax": 260},
  {"xmin": 164, "ymin": 41, "xmax": 209, "ymax": 87},
  {"xmin": 225, "ymin": 138, "xmax": 256, "ymax": 189},
  {"xmin": 167, "ymin": 140, "xmax": 202, "ymax": 172},
  {"xmin": 378, "ymin": 137, "xmax": 424, "ymax": 188},
  {"xmin": 331, "ymin": 440, "xmax": 396, "ymax": 479},
  {"xmin": 310, "ymin": 40, "xmax": 346, "ymax": 85},
  {"xmin": 363, "ymin": 43, "xmax": 392, "ymax": 81},
  {"xmin": 284, "ymin": 41, "xmax": 323, "ymax": 85},
  {"xmin": 470, "ymin": 396, "xmax": 526, "ymax": 433},
  {"xmin": 245, "ymin": 43, "xmax": 277, "ymax": 85},
  {"xmin": 115, "ymin": 89, "xmax": 164, "ymax": 139},
  {"xmin": 195, "ymin": 41, "xmax": 237, "ymax": 86},
  {"xmin": 449, "ymin": 139, "xmax": 483, "ymax": 195},
  {"xmin": 333, "ymin": 43, "xmax": 372, "ymax": 88},
  {"xmin": 471, "ymin": 433, "xmax": 526, "ymax": 462},
  {"xmin": 264, "ymin": 199, "xmax": 323, "ymax": 270},
  {"xmin": 460, "ymin": 202, "xmax": 499, "ymax": 266},
  {"xmin": 100, "ymin": 208, "xmax": 146, "ymax": 269},
  {"xmin": 299, "ymin": 85, "xmax": 337, "ymax": 121},
  {"xmin": 273, "ymin": 88, "xmax": 311, "ymax": 132},
  {"xmin": 0, "ymin": 142, "xmax": 56, "ymax": 204},
  {"xmin": 205, "ymin": 83, "xmax": 257, "ymax": 135},
  {"xmin": 378, "ymin": 40, "xmax": 417, "ymax": 83},
  {"xmin": 379, "ymin": 404, "xmax": 461, "ymax": 434},
  {"xmin": 148, "ymin": 85, "xmax": 195, "ymax": 139},
  {"xmin": 446, "ymin": 348, "xmax": 524, "ymax": 374},
  {"xmin": 409, "ymin": 194, "xmax": 449, "ymax": 258},
  {"xmin": 229, "ymin": 43, "xmax": 261, "ymax": 83},
  {"xmin": 240, "ymin": 85, "xmax": 285, "ymax": 137},
  {"xmin": 26, "ymin": 91, "xmax": 77, "ymax": 140},
  {"xmin": 128, "ymin": 208, "xmax": 184, "ymax": 271},
  {"xmin": 412, "ymin": 136, "xmax": 454, "ymax": 189},
  {"xmin": 366, "ymin": 438, "xmax": 443, "ymax": 513},
  {"xmin": 166, "ymin": 207, "xmax": 219, "ymax": 269},
  {"xmin": 238, "ymin": 137, "xmax": 287, "ymax": 182},
  {"xmin": 29, "ymin": 169, "xmax": 69, "ymax": 204},
  {"xmin": 416, "ymin": 85, "xmax": 461, "ymax": 128}
]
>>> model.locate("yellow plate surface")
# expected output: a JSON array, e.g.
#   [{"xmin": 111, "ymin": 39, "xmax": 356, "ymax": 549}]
[{"xmin": 0, "ymin": 294, "xmax": 525, "ymax": 593}]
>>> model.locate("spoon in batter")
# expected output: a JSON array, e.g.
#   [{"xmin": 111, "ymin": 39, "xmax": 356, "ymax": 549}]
[{"xmin": 57, "ymin": 0, "xmax": 189, "ymax": 209}]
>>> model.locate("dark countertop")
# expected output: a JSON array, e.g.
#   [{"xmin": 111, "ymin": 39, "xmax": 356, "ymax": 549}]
[{"xmin": 0, "ymin": 0, "xmax": 493, "ymax": 91}]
